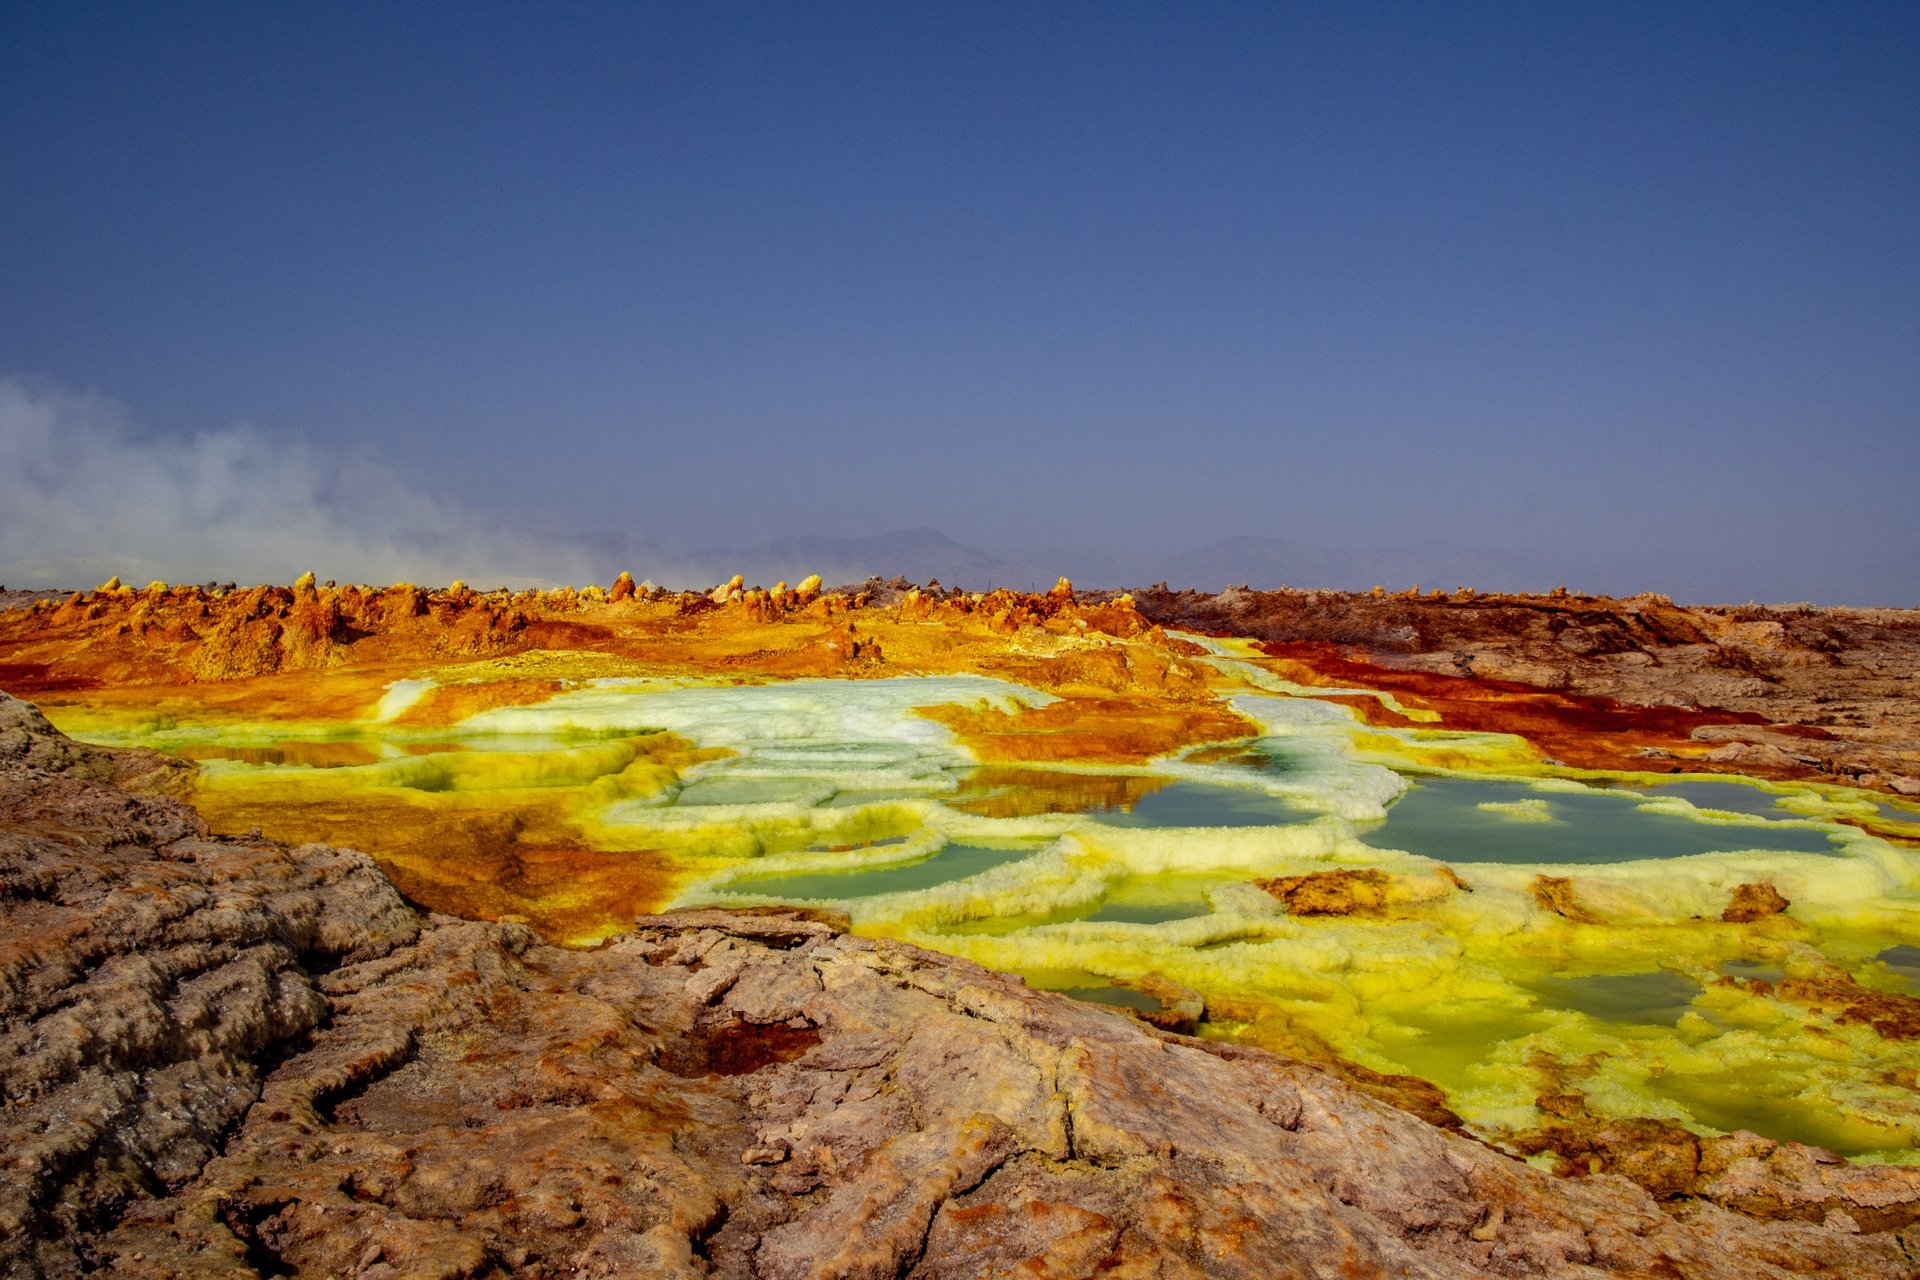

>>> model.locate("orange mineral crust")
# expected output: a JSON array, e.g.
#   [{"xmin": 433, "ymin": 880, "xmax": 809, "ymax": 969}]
[
  {"xmin": 184, "ymin": 729, "xmax": 726, "ymax": 940},
  {"xmin": 1253, "ymin": 638, "xmax": 1769, "ymax": 773},
  {"xmin": 387, "ymin": 676, "xmax": 569, "ymax": 726},
  {"xmin": 943, "ymin": 765, "xmax": 1170, "ymax": 818},
  {"xmin": 0, "ymin": 579, "xmax": 1249, "ymax": 937},
  {"xmin": 0, "ymin": 578, "xmax": 1184, "ymax": 711},
  {"xmin": 918, "ymin": 694, "xmax": 1254, "ymax": 765}
]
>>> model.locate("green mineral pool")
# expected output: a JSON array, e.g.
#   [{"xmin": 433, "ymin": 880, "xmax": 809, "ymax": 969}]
[
  {"xmin": 1360, "ymin": 776, "xmax": 1838, "ymax": 863},
  {"xmin": 1090, "ymin": 780, "xmax": 1316, "ymax": 829},
  {"xmin": 720, "ymin": 841, "xmax": 1039, "ymax": 901}
]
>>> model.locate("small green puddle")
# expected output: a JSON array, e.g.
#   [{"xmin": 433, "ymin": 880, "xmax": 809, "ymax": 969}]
[
  {"xmin": 1721, "ymin": 959, "xmax": 1788, "ymax": 984},
  {"xmin": 1093, "ymin": 781, "xmax": 1314, "ymax": 829},
  {"xmin": 927, "ymin": 912, "xmax": 1068, "ymax": 936},
  {"xmin": 674, "ymin": 777, "xmax": 830, "ymax": 806},
  {"xmin": 1873, "ymin": 800, "xmax": 1920, "ymax": 825},
  {"xmin": 722, "ymin": 842, "xmax": 1034, "ymax": 901},
  {"xmin": 1518, "ymin": 971, "xmax": 1701, "ymax": 1026},
  {"xmin": 1019, "ymin": 968, "xmax": 1163, "ymax": 1014},
  {"xmin": 1083, "ymin": 902, "xmax": 1210, "ymax": 925},
  {"xmin": 1363, "ymin": 777, "xmax": 1837, "ymax": 863},
  {"xmin": 1381, "ymin": 1006, "xmax": 1551, "ymax": 1083},
  {"xmin": 179, "ymin": 741, "xmax": 385, "ymax": 768},
  {"xmin": 821, "ymin": 789, "xmax": 926, "ymax": 807},
  {"xmin": 804, "ymin": 835, "xmax": 909, "ymax": 854},
  {"xmin": 1659, "ymin": 1077, "xmax": 1900, "ymax": 1157},
  {"xmin": 1875, "ymin": 945, "xmax": 1920, "ymax": 990},
  {"xmin": 1192, "ymin": 740, "xmax": 1311, "ymax": 775},
  {"xmin": 1059, "ymin": 985, "xmax": 1161, "ymax": 1013},
  {"xmin": 945, "ymin": 766, "xmax": 1170, "ymax": 818}
]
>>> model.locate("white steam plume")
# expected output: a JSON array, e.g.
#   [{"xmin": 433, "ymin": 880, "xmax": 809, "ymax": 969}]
[{"xmin": 0, "ymin": 377, "xmax": 613, "ymax": 589}]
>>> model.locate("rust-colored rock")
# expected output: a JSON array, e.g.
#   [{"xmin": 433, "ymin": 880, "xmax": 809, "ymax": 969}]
[
  {"xmin": 1510, "ymin": 1099, "xmax": 1920, "ymax": 1234},
  {"xmin": 1261, "ymin": 867, "xmax": 1395, "ymax": 914},
  {"xmin": 1512, "ymin": 1114, "xmax": 1708, "ymax": 1200},
  {"xmin": 1257, "ymin": 867, "xmax": 1462, "ymax": 916},
  {"xmin": 1773, "ymin": 975, "xmax": 1920, "ymax": 1042},
  {"xmin": 0, "ymin": 579, "xmax": 1218, "ymax": 772},
  {"xmin": 1722, "ymin": 880, "xmax": 1791, "ymax": 922},
  {"xmin": 387, "ymin": 675, "xmax": 568, "ymax": 726},
  {"xmin": 1533, "ymin": 874, "xmax": 1606, "ymax": 923},
  {"xmin": 1114, "ymin": 972, "xmax": 1206, "ymax": 1034}
]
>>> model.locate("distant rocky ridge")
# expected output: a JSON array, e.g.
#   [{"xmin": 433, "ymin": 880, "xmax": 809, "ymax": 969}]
[
  {"xmin": 7, "ymin": 693, "xmax": 1920, "ymax": 1278},
  {"xmin": 568, "ymin": 528, "xmax": 1917, "ymax": 607},
  {"xmin": 1129, "ymin": 584, "xmax": 1920, "ymax": 801},
  {"xmin": 584, "ymin": 527, "xmax": 1579, "ymax": 599},
  {"xmin": 15, "ymin": 523, "xmax": 1912, "ymax": 607}
]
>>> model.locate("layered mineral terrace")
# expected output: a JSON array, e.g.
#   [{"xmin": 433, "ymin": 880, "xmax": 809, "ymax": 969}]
[{"xmin": 3, "ymin": 577, "xmax": 1920, "ymax": 1276}]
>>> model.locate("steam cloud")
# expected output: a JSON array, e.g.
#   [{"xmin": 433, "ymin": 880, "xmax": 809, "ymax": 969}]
[
  {"xmin": 0, "ymin": 377, "xmax": 612, "ymax": 590},
  {"xmin": 8, "ymin": 377, "xmax": 1890, "ymax": 604}
]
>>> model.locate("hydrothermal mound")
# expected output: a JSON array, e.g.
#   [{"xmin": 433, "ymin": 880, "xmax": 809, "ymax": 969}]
[{"xmin": 4, "ymin": 576, "xmax": 1920, "ymax": 1275}]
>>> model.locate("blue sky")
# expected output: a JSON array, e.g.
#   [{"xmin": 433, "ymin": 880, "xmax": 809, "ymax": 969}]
[{"xmin": 2, "ymin": 3, "xmax": 1916, "ymax": 600}]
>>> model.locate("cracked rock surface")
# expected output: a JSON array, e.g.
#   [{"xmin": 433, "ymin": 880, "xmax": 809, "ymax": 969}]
[{"xmin": 5, "ymin": 692, "xmax": 1920, "ymax": 1279}]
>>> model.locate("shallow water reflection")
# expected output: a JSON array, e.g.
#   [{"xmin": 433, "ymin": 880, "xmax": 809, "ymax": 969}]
[
  {"xmin": 1363, "ymin": 777, "xmax": 1837, "ymax": 863},
  {"xmin": 1519, "ymin": 970, "xmax": 1702, "ymax": 1027},
  {"xmin": 1092, "ymin": 781, "xmax": 1315, "ymax": 829},
  {"xmin": 722, "ymin": 841, "xmax": 1036, "ymax": 901},
  {"xmin": 1599, "ymin": 778, "xmax": 1795, "ymax": 819},
  {"xmin": 178, "ymin": 741, "xmax": 386, "ymax": 769},
  {"xmin": 1082, "ymin": 901, "xmax": 1211, "ymax": 925},
  {"xmin": 945, "ymin": 766, "xmax": 1168, "ymax": 818},
  {"xmin": 1875, "ymin": 945, "xmax": 1920, "ymax": 990}
]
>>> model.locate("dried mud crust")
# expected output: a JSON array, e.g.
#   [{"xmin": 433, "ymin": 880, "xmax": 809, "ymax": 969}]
[
  {"xmin": 3, "ymin": 697, "xmax": 1920, "ymax": 1277},
  {"xmin": 1132, "ymin": 585, "xmax": 1920, "ymax": 797}
]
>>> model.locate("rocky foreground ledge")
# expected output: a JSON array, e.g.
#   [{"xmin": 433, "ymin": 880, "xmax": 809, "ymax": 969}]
[{"xmin": 5, "ymin": 695, "xmax": 1920, "ymax": 1279}]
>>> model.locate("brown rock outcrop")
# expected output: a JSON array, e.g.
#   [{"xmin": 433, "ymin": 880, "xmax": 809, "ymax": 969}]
[
  {"xmin": 1532, "ymin": 874, "xmax": 1607, "ymax": 924},
  {"xmin": 1512, "ymin": 1098, "xmax": 1920, "ymax": 1233},
  {"xmin": 1257, "ymin": 866, "xmax": 1465, "ymax": 916},
  {"xmin": 0, "ymin": 705, "xmax": 419, "ymax": 1276},
  {"xmin": 6, "ymin": 694, "xmax": 1920, "ymax": 1277},
  {"xmin": 1722, "ymin": 881, "xmax": 1791, "ymax": 922},
  {"xmin": 0, "ymin": 690, "xmax": 190, "ymax": 794},
  {"xmin": 1767, "ymin": 974, "xmax": 1920, "ymax": 1042},
  {"xmin": 0, "ymin": 577, "xmax": 1170, "ymax": 715}
]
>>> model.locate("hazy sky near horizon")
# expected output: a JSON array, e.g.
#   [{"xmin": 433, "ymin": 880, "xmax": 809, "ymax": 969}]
[{"xmin": 2, "ymin": 3, "xmax": 1916, "ymax": 600}]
